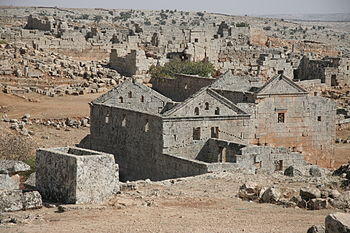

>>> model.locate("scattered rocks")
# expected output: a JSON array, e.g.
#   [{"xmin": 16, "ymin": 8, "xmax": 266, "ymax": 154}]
[
  {"xmin": 261, "ymin": 187, "xmax": 281, "ymax": 203},
  {"xmin": 300, "ymin": 187, "xmax": 322, "ymax": 200}
]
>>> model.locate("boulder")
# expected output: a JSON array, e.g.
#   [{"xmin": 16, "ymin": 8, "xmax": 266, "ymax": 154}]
[
  {"xmin": 284, "ymin": 166, "xmax": 303, "ymax": 177},
  {"xmin": 307, "ymin": 225, "xmax": 325, "ymax": 233},
  {"xmin": 22, "ymin": 191, "xmax": 42, "ymax": 210},
  {"xmin": 261, "ymin": 187, "xmax": 281, "ymax": 203},
  {"xmin": 308, "ymin": 198, "xmax": 329, "ymax": 210},
  {"xmin": 300, "ymin": 187, "xmax": 321, "ymax": 201},
  {"xmin": 325, "ymin": 212, "xmax": 350, "ymax": 233},
  {"xmin": 332, "ymin": 191, "xmax": 350, "ymax": 209},
  {"xmin": 238, "ymin": 182, "xmax": 260, "ymax": 201},
  {"xmin": 0, "ymin": 174, "xmax": 20, "ymax": 190},
  {"xmin": 24, "ymin": 172, "xmax": 36, "ymax": 188},
  {"xmin": 333, "ymin": 162, "xmax": 350, "ymax": 177},
  {"xmin": 0, "ymin": 190, "xmax": 42, "ymax": 212},
  {"xmin": 309, "ymin": 166, "xmax": 323, "ymax": 177},
  {"xmin": 0, "ymin": 190, "xmax": 23, "ymax": 212},
  {"xmin": 0, "ymin": 160, "xmax": 30, "ymax": 174}
]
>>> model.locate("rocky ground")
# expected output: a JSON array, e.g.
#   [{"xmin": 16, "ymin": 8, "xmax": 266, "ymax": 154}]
[{"xmin": 0, "ymin": 172, "xmax": 344, "ymax": 233}]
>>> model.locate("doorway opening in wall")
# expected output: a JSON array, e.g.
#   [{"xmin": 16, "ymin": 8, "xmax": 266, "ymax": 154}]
[
  {"xmin": 254, "ymin": 155, "xmax": 261, "ymax": 169},
  {"xmin": 331, "ymin": 74, "xmax": 338, "ymax": 86},
  {"xmin": 274, "ymin": 160, "xmax": 283, "ymax": 171},
  {"xmin": 211, "ymin": 127, "xmax": 219, "ymax": 138},
  {"xmin": 218, "ymin": 146, "xmax": 226, "ymax": 162}
]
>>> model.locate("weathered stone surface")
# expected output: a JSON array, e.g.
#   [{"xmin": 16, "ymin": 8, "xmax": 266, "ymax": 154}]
[
  {"xmin": 0, "ymin": 174, "xmax": 21, "ymax": 190},
  {"xmin": 309, "ymin": 166, "xmax": 325, "ymax": 177},
  {"xmin": 332, "ymin": 191, "xmax": 350, "ymax": 209},
  {"xmin": 36, "ymin": 147, "xmax": 119, "ymax": 204},
  {"xmin": 308, "ymin": 198, "xmax": 329, "ymax": 210},
  {"xmin": 300, "ymin": 187, "xmax": 322, "ymax": 201},
  {"xmin": 0, "ymin": 190, "xmax": 23, "ymax": 212},
  {"xmin": 22, "ymin": 191, "xmax": 42, "ymax": 210},
  {"xmin": 24, "ymin": 172, "xmax": 36, "ymax": 188},
  {"xmin": 307, "ymin": 225, "xmax": 326, "ymax": 233},
  {"xmin": 261, "ymin": 187, "xmax": 281, "ymax": 203},
  {"xmin": 284, "ymin": 166, "xmax": 303, "ymax": 177},
  {"xmin": 238, "ymin": 182, "xmax": 260, "ymax": 201},
  {"xmin": 0, "ymin": 160, "xmax": 30, "ymax": 174},
  {"xmin": 0, "ymin": 190, "xmax": 42, "ymax": 212},
  {"xmin": 325, "ymin": 212, "xmax": 350, "ymax": 233}
]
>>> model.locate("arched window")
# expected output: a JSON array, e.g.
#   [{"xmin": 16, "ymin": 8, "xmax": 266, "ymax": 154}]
[
  {"xmin": 205, "ymin": 102, "xmax": 209, "ymax": 110},
  {"xmin": 194, "ymin": 107, "xmax": 199, "ymax": 115},
  {"xmin": 128, "ymin": 91, "xmax": 132, "ymax": 98},
  {"xmin": 141, "ymin": 95, "xmax": 144, "ymax": 102},
  {"xmin": 215, "ymin": 107, "xmax": 220, "ymax": 115},
  {"xmin": 119, "ymin": 97, "xmax": 123, "ymax": 103}
]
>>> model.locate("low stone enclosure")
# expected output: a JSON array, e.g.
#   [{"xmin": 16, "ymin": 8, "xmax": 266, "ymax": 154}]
[{"xmin": 36, "ymin": 147, "xmax": 119, "ymax": 204}]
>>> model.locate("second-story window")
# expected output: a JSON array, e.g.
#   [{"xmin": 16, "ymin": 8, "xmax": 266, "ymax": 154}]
[{"xmin": 194, "ymin": 107, "xmax": 199, "ymax": 115}]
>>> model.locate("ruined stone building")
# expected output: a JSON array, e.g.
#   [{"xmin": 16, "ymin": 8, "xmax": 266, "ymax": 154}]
[
  {"xmin": 80, "ymin": 71, "xmax": 335, "ymax": 181},
  {"xmin": 295, "ymin": 56, "xmax": 350, "ymax": 87}
]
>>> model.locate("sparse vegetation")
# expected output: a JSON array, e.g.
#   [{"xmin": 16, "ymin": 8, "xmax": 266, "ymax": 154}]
[
  {"xmin": 149, "ymin": 60, "xmax": 216, "ymax": 79},
  {"xmin": 236, "ymin": 22, "xmax": 249, "ymax": 27}
]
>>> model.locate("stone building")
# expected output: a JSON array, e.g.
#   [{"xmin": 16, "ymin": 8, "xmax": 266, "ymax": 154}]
[
  {"xmin": 81, "ymin": 71, "xmax": 335, "ymax": 181},
  {"xmin": 295, "ymin": 56, "xmax": 350, "ymax": 87}
]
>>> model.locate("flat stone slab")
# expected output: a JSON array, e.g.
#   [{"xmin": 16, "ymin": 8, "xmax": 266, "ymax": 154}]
[{"xmin": 0, "ymin": 160, "xmax": 30, "ymax": 174}]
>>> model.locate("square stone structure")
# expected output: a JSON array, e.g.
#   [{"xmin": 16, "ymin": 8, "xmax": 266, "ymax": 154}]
[{"xmin": 36, "ymin": 147, "xmax": 119, "ymax": 204}]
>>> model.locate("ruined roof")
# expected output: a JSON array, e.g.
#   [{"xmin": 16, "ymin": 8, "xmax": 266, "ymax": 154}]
[
  {"xmin": 92, "ymin": 78, "xmax": 172, "ymax": 105},
  {"xmin": 162, "ymin": 87, "xmax": 248, "ymax": 117},
  {"xmin": 257, "ymin": 74, "xmax": 308, "ymax": 97},
  {"xmin": 210, "ymin": 70, "xmax": 263, "ymax": 93}
]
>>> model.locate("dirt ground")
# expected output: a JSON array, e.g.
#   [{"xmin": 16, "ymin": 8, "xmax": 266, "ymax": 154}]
[
  {"xmin": 1, "ymin": 172, "xmax": 338, "ymax": 233},
  {"xmin": 0, "ymin": 92, "xmax": 349, "ymax": 233}
]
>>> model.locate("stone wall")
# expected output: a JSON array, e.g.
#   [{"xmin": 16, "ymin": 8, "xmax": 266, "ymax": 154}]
[
  {"xmin": 238, "ymin": 146, "xmax": 306, "ymax": 173},
  {"xmin": 87, "ymin": 104, "xmax": 164, "ymax": 181},
  {"xmin": 251, "ymin": 95, "xmax": 336, "ymax": 167},
  {"xmin": 151, "ymin": 74, "xmax": 216, "ymax": 102},
  {"xmin": 110, "ymin": 49, "xmax": 165, "ymax": 77},
  {"xmin": 25, "ymin": 15, "xmax": 53, "ymax": 31},
  {"xmin": 36, "ymin": 147, "xmax": 119, "ymax": 204}
]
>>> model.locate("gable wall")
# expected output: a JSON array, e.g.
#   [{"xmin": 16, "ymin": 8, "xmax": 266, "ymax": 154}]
[
  {"xmin": 250, "ymin": 95, "xmax": 336, "ymax": 167},
  {"xmin": 102, "ymin": 82, "xmax": 168, "ymax": 114},
  {"xmin": 168, "ymin": 91, "xmax": 238, "ymax": 117}
]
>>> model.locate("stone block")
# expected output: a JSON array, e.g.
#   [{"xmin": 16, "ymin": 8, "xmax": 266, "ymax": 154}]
[
  {"xmin": 325, "ymin": 212, "xmax": 350, "ymax": 233},
  {"xmin": 36, "ymin": 147, "xmax": 119, "ymax": 204}
]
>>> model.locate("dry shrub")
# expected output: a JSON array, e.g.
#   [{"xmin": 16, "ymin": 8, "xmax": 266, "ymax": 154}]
[{"xmin": 0, "ymin": 134, "xmax": 37, "ymax": 161}]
